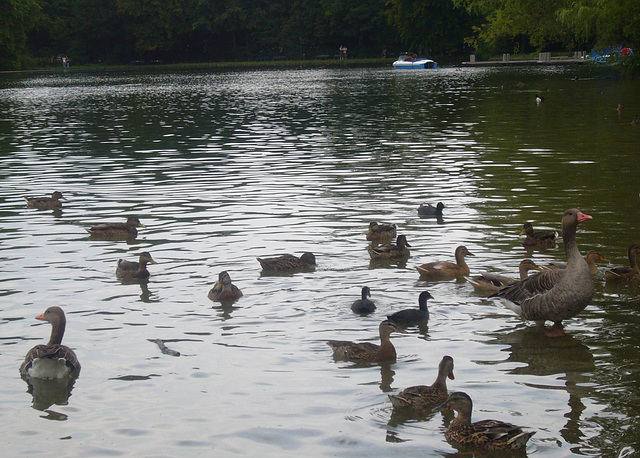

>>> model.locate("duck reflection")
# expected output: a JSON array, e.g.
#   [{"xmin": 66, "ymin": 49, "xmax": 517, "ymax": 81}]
[
  {"xmin": 486, "ymin": 326, "xmax": 594, "ymax": 445},
  {"xmin": 24, "ymin": 377, "xmax": 77, "ymax": 415},
  {"xmin": 212, "ymin": 301, "xmax": 238, "ymax": 320},
  {"xmin": 118, "ymin": 278, "xmax": 156, "ymax": 303}
]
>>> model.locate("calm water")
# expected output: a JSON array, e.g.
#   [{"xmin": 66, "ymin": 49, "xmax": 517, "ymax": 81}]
[{"xmin": 1, "ymin": 65, "xmax": 640, "ymax": 457}]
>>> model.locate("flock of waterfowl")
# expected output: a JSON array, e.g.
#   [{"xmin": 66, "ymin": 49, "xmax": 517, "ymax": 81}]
[{"xmin": 19, "ymin": 193, "xmax": 640, "ymax": 452}]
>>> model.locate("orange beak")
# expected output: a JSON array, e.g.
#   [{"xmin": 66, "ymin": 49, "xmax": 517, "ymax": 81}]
[{"xmin": 35, "ymin": 313, "xmax": 45, "ymax": 320}]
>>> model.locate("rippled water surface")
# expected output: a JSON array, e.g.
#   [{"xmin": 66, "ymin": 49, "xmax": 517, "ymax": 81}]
[{"xmin": 1, "ymin": 65, "xmax": 640, "ymax": 456}]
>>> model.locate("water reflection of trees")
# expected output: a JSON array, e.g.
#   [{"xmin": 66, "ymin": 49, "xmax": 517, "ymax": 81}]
[{"xmin": 486, "ymin": 326, "xmax": 595, "ymax": 446}]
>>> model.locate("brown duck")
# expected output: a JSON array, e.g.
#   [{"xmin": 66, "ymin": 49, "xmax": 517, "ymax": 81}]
[
  {"xmin": 327, "ymin": 320, "xmax": 403, "ymax": 363},
  {"xmin": 388, "ymin": 355, "xmax": 454, "ymax": 412},
  {"xmin": 366, "ymin": 222, "xmax": 397, "ymax": 241},
  {"xmin": 87, "ymin": 217, "xmax": 145, "ymax": 239},
  {"xmin": 367, "ymin": 235, "xmax": 411, "ymax": 260},
  {"xmin": 521, "ymin": 222, "xmax": 557, "ymax": 248},
  {"xmin": 116, "ymin": 252, "xmax": 157, "ymax": 279},
  {"xmin": 24, "ymin": 191, "xmax": 65, "ymax": 210},
  {"xmin": 208, "ymin": 271, "xmax": 243, "ymax": 302},
  {"xmin": 416, "ymin": 246, "xmax": 474, "ymax": 281},
  {"xmin": 435, "ymin": 391, "xmax": 535, "ymax": 451},
  {"xmin": 492, "ymin": 209, "xmax": 594, "ymax": 337},
  {"xmin": 20, "ymin": 306, "xmax": 81, "ymax": 380},
  {"xmin": 467, "ymin": 259, "xmax": 541, "ymax": 294},
  {"xmin": 605, "ymin": 245, "xmax": 640, "ymax": 281},
  {"xmin": 257, "ymin": 252, "xmax": 316, "ymax": 271},
  {"xmin": 543, "ymin": 250, "xmax": 610, "ymax": 277}
]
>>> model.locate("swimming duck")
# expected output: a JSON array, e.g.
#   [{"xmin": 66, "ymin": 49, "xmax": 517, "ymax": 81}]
[
  {"xmin": 367, "ymin": 235, "xmax": 411, "ymax": 260},
  {"xmin": 435, "ymin": 391, "xmax": 535, "ymax": 451},
  {"xmin": 366, "ymin": 222, "xmax": 397, "ymax": 241},
  {"xmin": 86, "ymin": 217, "xmax": 145, "ymax": 239},
  {"xmin": 521, "ymin": 222, "xmax": 557, "ymax": 248},
  {"xmin": 536, "ymin": 94, "xmax": 544, "ymax": 104},
  {"xmin": 416, "ymin": 246, "xmax": 474, "ymax": 281},
  {"xmin": 604, "ymin": 245, "xmax": 640, "ymax": 282},
  {"xmin": 418, "ymin": 202, "xmax": 445, "ymax": 217},
  {"xmin": 467, "ymin": 259, "xmax": 541, "ymax": 294},
  {"xmin": 327, "ymin": 320, "xmax": 403, "ymax": 363},
  {"xmin": 208, "ymin": 271, "xmax": 243, "ymax": 301},
  {"xmin": 387, "ymin": 291, "xmax": 432, "ymax": 325},
  {"xmin": 543, "ymin": 250, "xmax": 610, "ymax": 277},
  {"xmin": 24, "ymin": 191, "xmax": 65, "ymax": 210},
  {"xmin": 116, "ymin": 252, "xmax": 157, "ymax": 279},
  {"xmin": 388, "ymin": 355, "xmax": 454, "ymax": 411},
  {"xmin": 20, "ymin": 306, "xmax": 81, "ymax": 380},
  {"xmin": 351, "ymin": 286, "xmax": 376, "ymax": 314},
  {"xmin": 492, "ymin": 209, "xmax": 594, "ymax": 337},
  {"xmin": 257, "ymin": 252, "xmax": 316, "ymax": 271}
]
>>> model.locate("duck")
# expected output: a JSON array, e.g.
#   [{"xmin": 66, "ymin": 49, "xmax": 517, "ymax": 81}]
[
  {"xmin": 24, "ymin": 191, "xmax": 65, "ymax": 210},
  {"xmin": 604, "ymin": 245, "xmax": 640, "ymax": 282},
  {"xmin": 351, "ymin": 286, "xmax": 376, "ymax": 314},
  {"xmin": 367, "ymin": 235, "xmax": 411, "ymax": 260},
  {"xmin": 543, "ymin": 250, "xmax": 610, "ymax": 277},
  {"xmin": 366, "ymin": 222, "xmax": 397, "ymax": 241},
  {"xmin": 116, "ymin": 251, "xmax": 157, "ymax": 279},
  {"xmin": 327, "ymin": 320, "xmax": 403, "ymax": 363},
  {"xmin": 388, "ymin": 355, "xmax": 454, "ymax": 411},
  {"xmin": 208, "ymin": 271, "xmax": 243, "ymax": 301},
  {"xmin": 19, "ymin": 306, "xmax": 81, "ymax": 380},
  {"xmin": 466, "ymin": 259, "xmax": 541, "ymax": 294},
  {"xmin": 418, "ymin": 202, "xmax": 445, "ymax": 217},
  {"xmin": 521, "ymin": 222, "xmax": 557, "ymax": 248},
  {"xmin": 536, "ymin": 94, "xmax": 544, "ymax": 104},
  {"xmin": 435, "ymin": 391, "xmax": 535, "ymax": 451},
  {"xmin": 416, "ymin": 246, "xmax": 474, "ymax": 281},
  {"xmin": 491, "ymin": 209, "xmax": 594, "ymax": 337},
  {"xmin": 86, "ymin": 217, "xmax": 145, "ymax": 239},
  {"xmin": 387, "ymin": 291, "xmax": 432, "ymax": 325},
  {"xmin": 257, "ymin": 252, "xmax": 316, "ymax": 271}
]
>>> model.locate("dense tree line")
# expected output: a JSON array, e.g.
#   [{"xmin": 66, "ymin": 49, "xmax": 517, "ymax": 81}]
[{"xmin": 0, "ymin": 0, "xmax": 638, "ymax": 71}]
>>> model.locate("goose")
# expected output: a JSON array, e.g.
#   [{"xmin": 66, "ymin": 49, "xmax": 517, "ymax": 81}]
[
  {"xmin": 24, "ymin": 191, "xmax": 65, "ymax": 210},
  {"xmin": 388, "ymin": 355, "xmax": 454, "ymax": 411},
  {"xmin": 257, "ymin": 252, "xmax": 316, "ymax": 271},
  {"xmin": 387, "ymin": 291, "xmax": 432, "ymax": 325},
  {"xmin": 208, "ymin": 271, "xmax": 243, "ymax": 301},
  {"xmin": 435, "ymin": 392, "xmax": 535, "ymax": 451},
  {"xmin": 467, "ymin": 259, "xmax": 541, "ymax": 294},
  {"xmin": 491, "ymin": 209, "xmax": 594, "ymax": 337},
  {"xmin": 327, "ymin": 320, "xmax": 403, "ymax": 363},
  {"xmin": 366, "ymin": 222, "xmax": 397, "ymax": 241},
  {"xmin": 116, "ymin": 252, "xmax": 157, "ymax": 279},
  {"xmin": 20, "ymin": 307, "xmax": 81, "ymax": 380},
  {"xmin": 417, "ymin": 246, "xmax": 474, "ymax": 281},
  {"xmin": 351, "ymin": 286, "xmax": 376, "ymax": 314},
  {"xmin": 86, "ymin": 217, "xmax": 145, "ymax": 239}
]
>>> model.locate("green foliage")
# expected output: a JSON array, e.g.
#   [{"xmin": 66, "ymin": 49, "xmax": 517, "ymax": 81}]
[{"xmin": 0, "ymin": 0, "xmax": 41, "ymax": 69}]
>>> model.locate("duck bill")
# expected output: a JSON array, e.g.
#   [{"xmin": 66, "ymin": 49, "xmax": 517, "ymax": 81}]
[
  {"xmin": 577, "ymin": 212, "xmax": 592, "ymax": 223},
  {"xmin": 149, "ymin": 259, "xmax": 158, "ymax": 265},
  {"xmin": 448, "ymin": 371, "xmax": 455, "ymax": 380}
]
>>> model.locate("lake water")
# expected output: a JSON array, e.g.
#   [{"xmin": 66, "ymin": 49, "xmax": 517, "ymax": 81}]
[{"xmin": 1, "ymin": 64, "xmax": 639, "ymax": 457}]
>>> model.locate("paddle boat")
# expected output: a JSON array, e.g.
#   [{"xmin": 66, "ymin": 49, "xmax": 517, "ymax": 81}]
[{"xmin": 393, "ymin": 54, "xmax": 437, "ymax": 69}]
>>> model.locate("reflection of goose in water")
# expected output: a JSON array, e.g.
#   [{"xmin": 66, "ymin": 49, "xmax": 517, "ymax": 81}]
[
  {"xmin": 25, "ymin": 377, "xmax": 78, "ymax": 413},
  {"xmin": 485, "ymin": 326, "xmax": 595, "ymax": 446}
]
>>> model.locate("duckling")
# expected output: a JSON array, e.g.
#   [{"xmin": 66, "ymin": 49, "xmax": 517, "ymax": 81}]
[
  {"xmin": 366, "ymin": 222, "xmax": 397, "ymax": 241},
  {"xmin": 116, "ymin": 252, "xmax": 157, "ymax": 279},
  {"xmin": 351, "ymin": 286, "xmax": 376, "ymax": 314},
  {"xmin": 20, "ymin": 306, "xmax": 81, "ymax": 380},
  {"xmin": 521, "ymin": 222, "xmax": 557, "ymax": 248},
  {"xmin": 389, "ymin": 355, "xmax": 454, "ymax": 411},
  {"xmin": 257, "ymin": 252, "xmax": 316, "ymax": 271},
  {"xmin": 387, "ymin": 291, "xmax": 432, "ymax": 325},
  {"xmin": 208, "ymin": 271, "xmax": 243, "ymax": 302},
  {"xmin": 467, "ymin": 259, "xmax": 541, "ymax": 294},
  {"xmin": 87, "ymin": 217, "xmax": 145, "ymax": 239},
  {"xmin": 418, "ymin": 202, "xmax": 445, "ymax": 217},
  {"xmin": 367, "ymin": 235, "xmax": 411, "ymax": 260},
  {"xmin": 542, "ymin": 250, "xmax": 609, "ymax": 277},
  {"xmin": 417, "ymin": 246, "xmax": 474, "ymax": 281},
  {"xmin": 327, "ymin": 320, "xmax": 403, "ymax": 363},
  {"xmin": 605, "ymin": 245, "xmax": 640, "ymax": 281},
  {"xmin": 24, "ymin": 191, "xmax": 65, "ymax": 210},
  {"xmin": 435, "ymin": 391, "xmax": 535, "ymax": 451}
]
